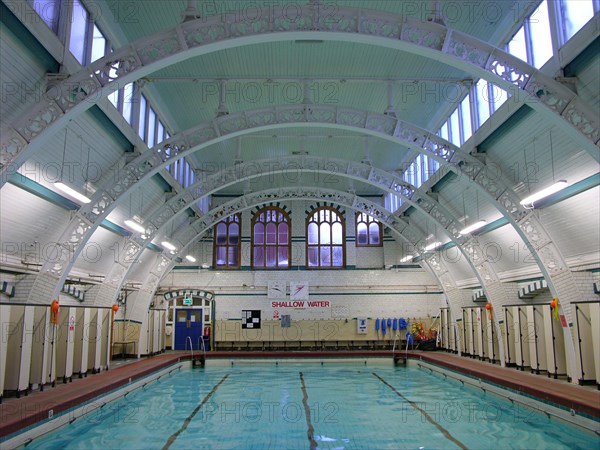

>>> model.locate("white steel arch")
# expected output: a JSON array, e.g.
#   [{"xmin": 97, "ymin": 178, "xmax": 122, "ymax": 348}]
[{"xmin": 2, "ymin": 5, "xmax": 598, "ymax": 183}]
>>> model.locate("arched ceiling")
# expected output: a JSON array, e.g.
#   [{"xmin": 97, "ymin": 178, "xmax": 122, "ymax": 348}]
[{"xmin": 0, "ymin": 0, "xmax": 598, "ymax": 294}]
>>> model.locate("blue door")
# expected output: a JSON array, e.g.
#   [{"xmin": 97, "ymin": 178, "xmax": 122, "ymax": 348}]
[{"xmin": 174, "ymin": 309, "xmax": 203, "ymax": 350}]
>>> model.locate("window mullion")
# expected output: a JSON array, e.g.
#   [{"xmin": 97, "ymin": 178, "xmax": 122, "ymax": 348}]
[
  {"xmin": 130, "ymin": 82, "xmax": 141, "ymax": 134},
  {"xmin": 546, "ymin": 0, "xmax": 564, "ymax": 53},
  {"xmin": 523, "ymin": 19, "xmax": 535, "ymax": 66},
  {"xmin": 60, "ymin": 0, "xmax": 75, "ymax": 68},
  {"xmin": 84, "ymin": 18, "xmax": 94, "ymax": 65}
]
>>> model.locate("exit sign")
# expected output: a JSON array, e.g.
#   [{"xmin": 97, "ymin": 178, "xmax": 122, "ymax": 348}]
[{"xmin": 183, "ymin": 298, "xmax": 193, "ymax": 306}]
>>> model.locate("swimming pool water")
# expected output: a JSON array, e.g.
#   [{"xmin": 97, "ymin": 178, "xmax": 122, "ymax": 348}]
[{"xmin": 24, "ymin": 360, "xmax": 599, "ymax": 449}]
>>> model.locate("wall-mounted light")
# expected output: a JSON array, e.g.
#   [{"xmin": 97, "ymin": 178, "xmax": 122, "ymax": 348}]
[
  {"xmin": 185, "ymin": 255, "xmax": 196, "ymax": 262},
  {"xmin": 400, "ymin": 255, "xmax": 413, "ymax": 263}
]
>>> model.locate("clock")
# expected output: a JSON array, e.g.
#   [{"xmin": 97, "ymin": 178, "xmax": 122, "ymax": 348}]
[
  {"xmin": 290, "ymin": 282, "xmax": 309, "ymax": 300},
  {"xmin": 267, "ymin": 281, "xmax": 286, "ymax": 299}
]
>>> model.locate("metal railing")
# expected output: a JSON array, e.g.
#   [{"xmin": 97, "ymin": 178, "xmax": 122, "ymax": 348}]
[
  {"xmin": 185, "ymin": 336, "xmax": 194, "ymax": 361},
  {"xmin": 198, "ymin": 335, "xmax": 207, "ymax": 358}
]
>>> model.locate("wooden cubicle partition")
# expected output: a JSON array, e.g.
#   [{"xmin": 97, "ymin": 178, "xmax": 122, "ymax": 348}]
[
  {"xmin": 573, "ymin": 301, "xmax": 599, "ymax": 386},
  {"xmin": 526, "ymin": 305, "xmax": 548, "ymax": 374}
]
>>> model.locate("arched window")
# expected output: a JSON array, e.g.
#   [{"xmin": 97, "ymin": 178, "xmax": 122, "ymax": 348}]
[
  {"xmin": 213, "ymin": 214, "xmax": 241, "ymax": 268},
  {"xmin": 306, "ymin": 206, "xmax": 345, "ymax": 268},
  {"xmin": 356, "ymin": 213, "xmax": 382, "ymax": 247},
  {"xmin": 252, "ymin": 207, "xmax": 291, "ymax": 269}
]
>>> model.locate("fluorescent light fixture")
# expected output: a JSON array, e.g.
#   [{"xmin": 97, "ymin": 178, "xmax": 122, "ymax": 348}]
[
  {"xmin": 161, "ymin": 241, "xmax": 176, "ymax": 251},
  {"xmin": 424, "ymin": 242, "xmax": 441, "ymax": 251},
  {"xmin": 459, "ymin": 220, "xmax": 487, "ymax": 235},
  {"xmin": 520, "ymin": 180, "xmax": 568, "ymax": 206},
  {"xmin": 185, "ymin": 255, "xmax": 196, "ymax": 262},
  {"xmin": 124, "ymin": 219, "xmax": 145, "ymax": 233},
  {"xmin": 400, "ymin": 255, "xmax": 413, "ymax": 263},
  {"xmin": 55, "ymin": 182, "xmax": 91, "ymax": 204}
]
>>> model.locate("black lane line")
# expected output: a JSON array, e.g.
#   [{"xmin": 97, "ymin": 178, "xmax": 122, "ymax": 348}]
[
  {"xmin": 162, "ymin": 374, "xmax": 229, "ymax": 450},
  {"xmin": 372, "ymin": 372, "xmax": 468, "ymax": 450},
  {"xmin": 299, "ymin": 372, "xmax": 318, "ymax": 450}
]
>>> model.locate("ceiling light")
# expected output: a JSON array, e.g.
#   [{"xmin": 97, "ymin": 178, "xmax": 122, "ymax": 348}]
[
  {"xmin": 459, "ymin": 220, "xmax": 487, "ymax": 235},
  {"xmin": 55, "ymin": 182, "xmax": 91, "ymax": 204},
  {"xmin": 161, "ymin": 241, "xmax": 176, "ymax": 251},
  {"xmin": 185, "ymin": 255, "xmax": 196, "ymax": 262},
  {"xmin": 400, "ymin": 255, "xmax": 413, "ymax": 263},
  {"xmin": 424, "ymin": 242, "xmax": 441, "ymax": 251},
  {"xmin": 520, "ymin": 180, "xmax": 568, "ymax": 206},
  {"xmin": 124, "ymin": 219, "xmax": 145, "ymax": 234}
]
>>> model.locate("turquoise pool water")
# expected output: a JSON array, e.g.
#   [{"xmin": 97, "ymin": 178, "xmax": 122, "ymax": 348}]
[{"xmin": 24, "ymin": 360, "xmax": 599, "ymax": 449}]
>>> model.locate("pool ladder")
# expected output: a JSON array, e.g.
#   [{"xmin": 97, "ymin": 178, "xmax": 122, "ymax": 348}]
[
  {"xmin": 185, "ymin": 336, "xmax": 206, "ymax": 367},
  {"xmin": 392, "ymin": 332, "xmax": 407, "ymax": 366}
]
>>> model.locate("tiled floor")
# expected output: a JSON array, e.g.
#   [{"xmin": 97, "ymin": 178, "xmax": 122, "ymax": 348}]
[{"xmin": 1, "ymin": 350, "xmax": 598, "ymax": 441}]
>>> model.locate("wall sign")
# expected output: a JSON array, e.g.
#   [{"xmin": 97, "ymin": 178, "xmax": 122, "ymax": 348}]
[
  {"xmin": 357, "ymin": 318, "xmax": 367, "ymax": 334},
  {"xmin": 242, "ymin": 310, "xmax": 261, "ymax": 329}
]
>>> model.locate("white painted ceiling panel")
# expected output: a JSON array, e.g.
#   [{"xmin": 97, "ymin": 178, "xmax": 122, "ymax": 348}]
[
  {"xmin": 0, "ymin": 25, "xmax": 52, "ymax": 123},
  {"xmin": 0, "ymin": 183, "xmax": 70, "ymax": 248},
  {"xmin": 538, "ymin": 186, "xmax": 600, "ymax": 264}
]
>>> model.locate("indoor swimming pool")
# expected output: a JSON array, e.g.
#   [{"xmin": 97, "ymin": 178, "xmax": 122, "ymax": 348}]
[{"xmin": 18, "ymin": 360, "xmax": 600, "ymax": 449}]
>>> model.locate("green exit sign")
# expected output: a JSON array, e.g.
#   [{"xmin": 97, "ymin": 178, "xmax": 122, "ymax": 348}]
[{"xmin": 183, "ymin": 298, "xmax": 193, "ymax": 306}]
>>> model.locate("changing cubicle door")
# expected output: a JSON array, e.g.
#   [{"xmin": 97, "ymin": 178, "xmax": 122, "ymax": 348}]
[
  {"xmin": 471, "ymin": 309, "xmax": 482, "ymax": 359},
  {"xmin": 589, "ymin": 302, "xmax": 600, "ymax": 388},
  {"xmin": 55, "ymin": 307, "xmax": 74, "ymax": 383},
  {"xmin": 526, "ymin": 305, "xmax": 547, "ymax": 374},
  {"xmin": 440, "ymin": 309, "xmax": 448, "ymax": 350},
  {"xmin": 542, "ymin": 305, "xmax": 567, "ymax": 379},
  {"xmin": 477, "ymin": 308, "xmax": 487, "ymax": 361},
  {"xmin": 159, "ymin": 310, "xmax": 167, "ymax": 352},
  {"xmin": 29, "ymin": 306, "xmax": 51, "ymax": 390},
  {"xmin": 152, "ymin": 310, "xmax": 161, "ymax": 354},
  {"xmin": 0, "ymin": 304, "xmax": 11, "ymax": 400},
  {"xmin": 100, "ymin": 309, "xmax": 111, "ymax": 370},
  {"xmin": 148, "ymin": 310, "xmax": 155, "ymax": 355},
  {"xmin": 515, "ymin": 307, "xmax": 531, "ymax": 370},
  {"xmin": 5, "ymin": 305, "xmax": 35, "ymax": 397},
  {"xmin": 87, "ymin": 309, "xmax": 99, "ymax": 373},
  {"xmin": 512, "ymin": 307, "xmax": 525, "ymax": 370},
  {"xmin": 138, "ymin": 313, "xmax": 149, "ymax": 357},
  {"xmin": 461, "ymin": 309, "xmax": 471, "ymax": 356},
  {"xmin": 72, "ymin": 307, "xmax": 90, "ymax": 378},
  {"xmin": 574, "ymin": 303, "xmax": 597, "ymax": 384},
  {"xmin": 503, "ymin": 307, "xmax": 516, "ymax": 366},
  {"xmin": 485, "ymin": 310, "xmax": 499, "ymax": 363}
]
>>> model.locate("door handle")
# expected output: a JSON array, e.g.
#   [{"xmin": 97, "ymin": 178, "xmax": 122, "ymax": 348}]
[{"xmin": 187, "ymin": 320, "xmax": 191, "ymax": 328}]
